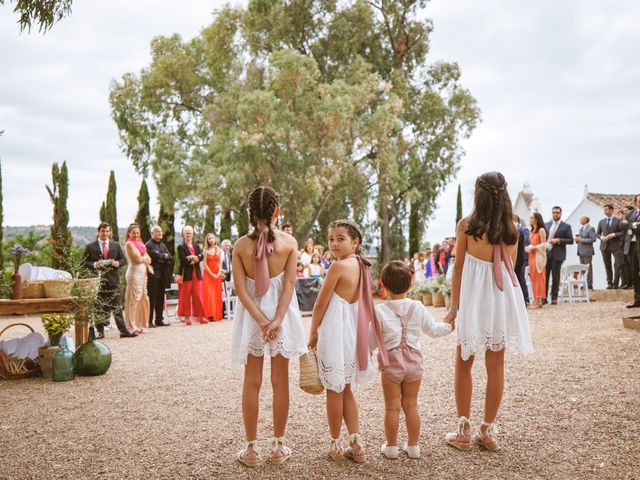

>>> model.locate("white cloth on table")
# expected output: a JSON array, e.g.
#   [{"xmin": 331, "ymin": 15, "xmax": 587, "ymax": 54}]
[{"xmin": 18, "ymin": 263, "xmax": 72, "ymax": 281}]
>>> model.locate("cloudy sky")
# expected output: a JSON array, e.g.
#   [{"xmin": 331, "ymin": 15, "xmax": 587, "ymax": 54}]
[{"xmin": 1, "ymin": 0, "xmax": 638, "ymax": 244}]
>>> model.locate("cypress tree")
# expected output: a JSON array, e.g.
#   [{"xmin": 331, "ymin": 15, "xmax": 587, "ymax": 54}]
[
  {"xmin": 456, "ymin": 184, "xmax": 463, "ymax": 227},
  {"xmin": 158, "ymin": 201, "xmax": 175, "ymax": 258},
  {"xmin": 46, "ymin": 161, "xmax": 72, "ymax": 270},
  {"xmin": 219, "ymin": 209, "xmax": 232, "ymax": 243},
  {"xmin": 134, "ymin": 179, "xmax": 151, "ymax": 242},
  {"xmin": 104, "ymin": 170, "xmax": 119, "ymax": 241},
  {"xmin": 0, "ymin": 157, "xmax": 4, "ymax": 271},
  {"xmin": 99, "ymin": 201, "xmax": 106, "ymax": 222}
]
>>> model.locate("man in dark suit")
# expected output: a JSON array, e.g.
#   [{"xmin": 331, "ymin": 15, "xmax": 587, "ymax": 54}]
[
  {"xmin": 82, "ymin": 222, "xmax": 135, "ymax": 338},
  {"xmin": 220, "ymin": 239, "xmax": 233, "ymax": 318},
  {"xmin": 575, "ymin": 215, "xmax": 597, "ymax": 289},
  {"xmin": 145, "ymin": 225, "xmax": 174, "ymax": 327},
  {"xmin": 545, "ymin": 206, "xmax": 574, "ymax": 304},
  {"xmin": 619, "ymin": 206, "xmax": 635, "ymax": 289},
  {"xmin": 514, "ymin": 216, "xmax": 530, "ymax": 304},
  {"xmin": 596, "ymin": 204, "xmax": 624, "ymax": 289},
  {"xmin": 625, "ymin": 195, "xmax": 640, "ymax": 308}
]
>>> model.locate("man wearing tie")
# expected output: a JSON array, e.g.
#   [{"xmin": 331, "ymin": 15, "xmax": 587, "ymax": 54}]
[
  {"xmin": 575, "ymin": 215, "xmax": 597, "ymax": 290},
  {"xmin": 221, "ymin": 239, "xmax": 233, "ymax": 318},
  {"xmin": 624, "ymin": 195, "xmax": 640, "ymax": 308},
  {"xmin": 597, "ymin": 204, "xmax": 624, "ymax": 289},
  {"xmin": 545, "ymin": 206, "xmax": 574, "ymax": 304},
  {"xmin": 82, "ymin": 223, "xmax": 135, "ymax": 338}
]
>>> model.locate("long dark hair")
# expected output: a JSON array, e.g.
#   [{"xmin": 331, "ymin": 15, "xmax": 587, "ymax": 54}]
[
  {"xmin": 247, "ymin": 186, "xmax": 279, "ymax": 243},
  {"xmin": 328, "ymin": 219, "xmax": 371, "ymax": 267},
  {"xmin": 531, "ymin": 212, "xmax": 546, "ymax": 234},
  {"xmin": 465, "ymin": 172, "xmax": 519, "ymax": 245}
]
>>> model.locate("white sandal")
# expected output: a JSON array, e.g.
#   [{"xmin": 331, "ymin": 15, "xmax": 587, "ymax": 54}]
[
  {"xmin": 380, "ymin": 443, "xmax": 399, "ymax": 459},
  {"xmin": 445, "ymin": 416, "xmax": 472, "ymax": 451},
  {"xmin": 403, "ymin": 443, "xmax": 421, "ymax": 459},
  {"xmin": 328, "ymin": 437, "xmax": 343, "ymax": 461},
  {"xmin": 237, "ymin": 440, "xmax": 258, "ymax": 467},
  {"xmin": 270, "ymin": 436, "xmax": 292, "ymax": 465},
  {"xmin": 344, "ymin": 433, "xmax": 366, "ymax": 463},
  {"xmin": 473, "ymin": 422, "xmax": 500, "ymax": 451}
]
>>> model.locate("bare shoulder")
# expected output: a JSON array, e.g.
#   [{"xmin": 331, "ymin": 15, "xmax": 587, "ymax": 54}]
[
  {"xmin": 234, "ymin": 235, "xmax": 253, "ymax": 253},
  {"xmin": 274, "ymin": 230, "xmax": 298, "ymax": 252}
]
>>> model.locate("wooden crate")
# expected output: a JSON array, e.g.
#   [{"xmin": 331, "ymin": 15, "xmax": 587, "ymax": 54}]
[{"xmin": 622, "ymin": 316, "xmax": 640, "ymax": 331}]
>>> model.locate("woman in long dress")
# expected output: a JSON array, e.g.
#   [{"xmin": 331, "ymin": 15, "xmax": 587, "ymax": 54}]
[
  {"xmin": 124, "ymin": 223, "xmax": 151, "ymax": 334},
  {"xmin": 525, "ymin": 213, "xmax": 547, "ymax": 309},
  {"xmin": 444, "ymin": 172, "xmax": 533, "ymax": 452},
  {"xmin": 177, "ymin": 226, "xmax": 206, "ymax": 325},
  {"xmin": 202, "ymin": 233, "xmax": 224, "ymax": 321}
]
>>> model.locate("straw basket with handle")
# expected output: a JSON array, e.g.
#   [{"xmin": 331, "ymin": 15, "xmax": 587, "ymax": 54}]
[
  {"xmin": 299, "ymin": 349, "xmax": 324, "ymax": 394},
  {"xmin": 0, "ymin": 323, "xmax": 42, "ymax": 380},
  {"xmin": 43, "ymin": 279, "xmax": 73, "ymax": 298},
  {"xmin": 21, "ymin": 281, "xmax": 46, "ymax": 299}
]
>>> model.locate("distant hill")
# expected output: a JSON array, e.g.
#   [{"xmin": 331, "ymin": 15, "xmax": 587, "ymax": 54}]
[{"xmin": 3, "ymin": 226, "xmax": 126, "ymax": 246}]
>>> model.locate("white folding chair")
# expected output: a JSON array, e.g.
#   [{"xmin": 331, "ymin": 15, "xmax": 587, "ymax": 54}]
[
  {"xmin": 165, "ymin": 282, "xmax": 179, "ymax": 319},
  {"xmin": 223, "ymin": 281, "xmax": 238, "ymax": 319},
  {"xmin": 557, "ymin": 263, "xmax": 570, "ymax": 303},
  {"xmin": 524, "ymin": 266, "xmax": 534, "ymax": 303},
  {"xmin": 565, "ymin": 264, "xmax": 590, "ymax": 303}
]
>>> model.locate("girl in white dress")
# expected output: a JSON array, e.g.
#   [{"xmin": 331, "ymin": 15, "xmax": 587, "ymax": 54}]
[
  {"xmin": 230, "ymin": 186, "xmax": 307, "ymax": 467},
  {"xmin": 444, "ymin": 172, "xmax": 533, "ymax": 452},
  {"xmin": 308, "ymin": 219, "xmax": 388, "ymax": 463}
]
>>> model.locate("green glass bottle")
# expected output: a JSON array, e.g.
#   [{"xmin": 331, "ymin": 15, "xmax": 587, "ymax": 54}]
[
  {"xmin": 52, "ymin": 344, "xmax": 75, "ymax": 382},
  {"xmin": 74, "ymin": 327, "xmax": 112, "ymax": 376}
]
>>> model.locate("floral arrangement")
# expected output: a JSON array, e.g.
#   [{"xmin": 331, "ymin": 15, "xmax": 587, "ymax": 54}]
[
  {"xmin": 41, "ymin": 313, "xmax": 73, "ymax": 346},
  {"xmin": 9, "ymin": 245, "xmax": 31, "ymax": 273}
]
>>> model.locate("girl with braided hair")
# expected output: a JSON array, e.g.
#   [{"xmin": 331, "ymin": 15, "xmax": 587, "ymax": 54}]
[
  {"xmin": 308, "ymin": 219, "xmax": 388, "ymax": 463},
  {"xmin": 444, "ymin": 172, "xmax": 532, "ymax": 452},
  {"xmin": 230, "ymin": 186, "xmax": 307, "ymax": 467}
]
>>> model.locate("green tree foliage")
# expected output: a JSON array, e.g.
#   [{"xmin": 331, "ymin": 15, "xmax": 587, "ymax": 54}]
[
  {"xmin": 110, "ymin": 1, "xmax": 480, "ymax": 261},
  {"xmin": 2, "ymin": 231, "xmax": 53, "ymax": 268},
  {"xmin": 0, "ymin": 0, "xmax": 73, "ymax": 33},
  {"xmin": 135, "ymin": 179, "xmax": 151, "ymax": 242},
  {"xmin": 46, "ymin": 161, "xmax": 72, "ymax": 270},
  {"xmin": 99, "ymin": 201, "xmax": 106, "ymax": 223},
  {"xmin": 456, "ymin": 184, "xmax": 463, "ymax": 226},
  {"xmin": 104, "ymin": 170, "xmax": 119, "ymax": 241}
]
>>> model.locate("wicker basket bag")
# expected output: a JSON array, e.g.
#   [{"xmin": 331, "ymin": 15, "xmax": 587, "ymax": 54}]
[
  {"xmin": 0, "ymin": 323, "xmax": 42, "ymax": 380},
  {"xmin": 43, "ymin": 279, "xmax": 73, "ymax": 298},
  {"xmin": 22, "ymin": 281, "xmax": 46, "ymax": 299},
  {"xmin": 299, "ymin": 349, "xmax": 324, "ymax": 394}
]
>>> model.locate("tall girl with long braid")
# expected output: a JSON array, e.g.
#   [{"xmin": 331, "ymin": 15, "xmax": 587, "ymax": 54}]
[{"xmin": 230, "ymin": 186, "xmax": 307, "ymax": 467}]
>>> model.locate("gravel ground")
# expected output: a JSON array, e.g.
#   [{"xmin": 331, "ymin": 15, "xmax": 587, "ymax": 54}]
[{"xmin": 1, "ymin": 302, "xmax": 638, "ymax": 480}]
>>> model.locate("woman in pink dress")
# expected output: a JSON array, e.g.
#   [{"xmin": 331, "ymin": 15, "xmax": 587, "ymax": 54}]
[
  {"xmin": 176, "ymin": 226, "xmax": 206, "ymax": 325},
  {"xmin": 202, "ymin": 233, "xmax": 224, "ymax": 321}
]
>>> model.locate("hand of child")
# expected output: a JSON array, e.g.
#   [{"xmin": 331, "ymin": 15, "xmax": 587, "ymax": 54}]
[
  {"xmin": 307, "ymin": 331, "xmax": 318, "ymax": 350},
  {"xmin": 444, "ymin": 309, "xmax": 457, "ymax": 330},
  {"xmin": 262, "ymin": 321, "xmax": 281, "ymax": 342}
]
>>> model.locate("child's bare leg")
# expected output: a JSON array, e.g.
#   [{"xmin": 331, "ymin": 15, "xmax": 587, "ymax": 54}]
[
  {"xmin": 401, "ymin": 379, "xmax": 422, "ymax": 446},
  {"xmin": 483, "ymin": 349, "xmax": 505, "ymax": 428},
  {"xmin": 454, "ymin": 345, "xmax": 474, "ymax": 420},
  {"xmin": 326, "ymin": 389, "xmax": 344, "ymax": 439},
  {"xmin": 342, "ymin": 384, "xmax": 360, "ymax": 435},
  {"xmin": 381, "ymin": 375, "xmax": 402, "ymax": 446},
  {"xmin": 242, "ymin": 354, "xmax": 264, "ymax": 459},
  {"xmin": 270, "ymin": 355, "xmax": 290, "ymax": 450}
]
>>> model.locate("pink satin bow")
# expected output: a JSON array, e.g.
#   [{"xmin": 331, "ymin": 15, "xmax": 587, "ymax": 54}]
[
  {"xmin": 254, "ymin": 226, "xmax": 274, "ymax": 297},
  {"xmin": 492, "ymin": 243, "xmax": 518, "ymax": 292}
]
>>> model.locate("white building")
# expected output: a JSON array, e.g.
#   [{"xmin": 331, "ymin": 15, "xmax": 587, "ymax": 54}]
[
  {"xmin": 564, "ymin": 186, "xmax": 636, "ymax": 290},
  {"xmin": 513, "ymin": 182, "xmax": 541, "ymax": 223}
]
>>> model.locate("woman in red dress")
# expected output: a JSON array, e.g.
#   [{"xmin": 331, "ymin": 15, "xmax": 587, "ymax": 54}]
[
  {"xmin": 525, "ymin": 212, "xmax": 547, "ymax": 309},
  {"xmin": 202, "ymin": 233, "xmax": 224, "ymax": 321}
]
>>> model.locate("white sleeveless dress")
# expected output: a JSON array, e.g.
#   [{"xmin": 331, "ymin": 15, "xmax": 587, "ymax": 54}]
[
  {"xmin": 457, "ymin": 253, "xmax": 533, "ymax": 361},
  {"xmin": 316, "ymin": 293, "xmax": 373, "ymax": 393},
  {"xmin": 231, "ymin": 273, "xmax": 307, "ymax": 368}
]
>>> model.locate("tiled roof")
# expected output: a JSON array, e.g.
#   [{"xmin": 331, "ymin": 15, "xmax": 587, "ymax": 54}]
[{"xmin": 586, "ymin": 192, "xmax": 636, "ymax": 211}]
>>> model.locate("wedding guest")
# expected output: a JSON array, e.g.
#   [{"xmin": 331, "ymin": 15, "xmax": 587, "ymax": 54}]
[
  {"xmin": 306, "ymin": 252, "xmax": 326, "ymax": 279},
  {"xmin": 514, "ymin": 216, "xmax": 530, "ymax": 305},
  {"xmin": 145, "ymin": 225, "xmax": 173, "ymax": 327},
  {"xmin": 177, "ymin": 226, "xmax": 206, "ymax": 325},
  {"xmin": 300, "ymin": 239, "xmax": 314, "ymax": 266},
  {"xmin": 575, "ymin": 216, "xmax": 597, "ymax": 290},
  {"xmin": 221, "ymin": 239, "xmax": 233, "ymax": 319},
  {"xmin": 296, "ymin": 261, "xmax": 306, "ymax": 279},
  {"xmin": 444, "ymin": 172, "xmax": 532, "ymax": 451},
  {"xmin": 430, "ymin": 244, "xmax": 443, "ymax": 276},
  {"xmin": 625, "ymin": 195, "xmax": 640, "ymax": 308},
  {"xmin": 282, "ymin": 223, "xmax": 294, "ymax": 236},
  {"xmin": 526, "ymin": 213, "xmax": 547, "ymax": 309},
  {"xmin": 597, "ymin": 204, "xmax": 624, "ymax": 289},
  {"xmin": 202, "ymin": 233, "xmax": 224, "ymax": 322},
  {"xmin": 403, "ymin": 256, "xmax": 411, "ymax": 267},
  {"xmin": 621, "ymin": 205, "xmax": 636, "ymax": 291},
  {"xmin": 322, "ymin": 251, "xmax": 333, "ymax": 269},
  {"xmin": 413, "ymin": 252, "xmax": 427, "ymax": 283},
  {"xmin": 82, "ymin": 223, "xmax": 134, "ymax": 338},
  {"xmin": 442, "ymin": 242, "xmax": 452, "ymax": 275},
  {"xmin": 124, "ymin": 223, "xmax": 152, "ymax": 334},
  {"xmin": 425, "ymin": 248, "xmax": 433, "ymax": 278},
  {"xmin": 545, "ymin": 206, "xmax": 574, "ymax": 304}
]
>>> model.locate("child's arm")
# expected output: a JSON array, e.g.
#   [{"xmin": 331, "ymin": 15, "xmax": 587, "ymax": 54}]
[
  {"xmin": 263, "ymin": 237, "xmax": 299, "ymax": 341},
  {"xmin": 370, "ymin": 305, "xmax": 385, "ymax": 353},
  {"xmin": 308, "ymin": 262, "xmax": 344, "ymax": 349},
  {"xmin": 420, "ymin": 303, "xmax": 453, "ymax": 337},
  {"xmin": 232, "ymin": 238, "xmax": 270, "ymax": 332}
]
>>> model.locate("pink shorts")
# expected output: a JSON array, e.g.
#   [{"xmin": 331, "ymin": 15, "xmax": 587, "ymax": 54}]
[{"xmin": 378, "ymin": 345, "xmax": 424, "ymax": 384}]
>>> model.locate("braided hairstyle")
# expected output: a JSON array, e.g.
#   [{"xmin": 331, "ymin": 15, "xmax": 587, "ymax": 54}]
[
  {"xmin": 328, "ymin": 219, "xmax": 372, "ymax": 267},
  {"xmin": 247, "ymin": 186, "xmax": 279, "ymax": 243},
  {"xmin": 465, "ymin": 172, "xmax": 519, "ymax": 245}
]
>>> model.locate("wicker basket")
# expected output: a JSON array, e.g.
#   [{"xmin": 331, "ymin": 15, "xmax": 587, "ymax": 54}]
[
  {"xmin": 299, "ymin": 349, "xmax": 324, "ymax": 394},
  {"xmin": 433, "ymin": 291, "xmax": 446, "ymax": 307},
  {"xmin": 0, "ymin": 323, "xmax": 42, "ymax": 380},
  {"xmin": 76, "ymin": 277, "xmax": 100, "ymax": 297},
  {"xmin": 22, "ymin": 281, "xmax": 46, "ymax": 299},
  {"xmin": 43, "ymin": 279, "xmax": 73, "ymax": 298}
]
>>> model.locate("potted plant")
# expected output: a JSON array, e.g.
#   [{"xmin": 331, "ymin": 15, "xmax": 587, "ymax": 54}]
[
  {"xmin": 9, "ymin": 245, "xmax": 31, "ymax": 300},
  {"xmin": 442, "ymin": 277, "xmax": 453, "ymax": 309},
  {"xmin": 433, "ymin": 276, "xmax": 446, "ymax": 307},
  {"xmin": 38, "ymin": 313, "xmax": 72, "ymax": 378}
]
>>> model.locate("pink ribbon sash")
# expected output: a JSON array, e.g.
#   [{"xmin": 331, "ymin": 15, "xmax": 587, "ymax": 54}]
[
  {"xmin": 492, "ymin": 243, "xmax": 518, "ymax": 292},
  {"xmin": 348, "ymin": 255, "xmax": 389, "ymax": 370},
  {"xmin": 254, "ymin": 226, "xmax": 274, "ymax": 297}
]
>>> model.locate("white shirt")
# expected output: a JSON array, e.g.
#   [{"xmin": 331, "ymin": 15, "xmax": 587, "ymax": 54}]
[
  {"xmin": 300, "ymin": 252, "xmax": 312, "ymax": 266},
  {"xmin": 549, "ymin": 221, "xmax": 560, "ymax": 240},
  {"xmin": 370, "ymin": 298, "xmax": 452, "ymax": 352}
]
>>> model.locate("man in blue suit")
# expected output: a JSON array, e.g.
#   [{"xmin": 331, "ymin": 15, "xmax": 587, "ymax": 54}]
[{"xmin": 545, "ymin": 206, "xmax": 574, "ymax": 304}]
